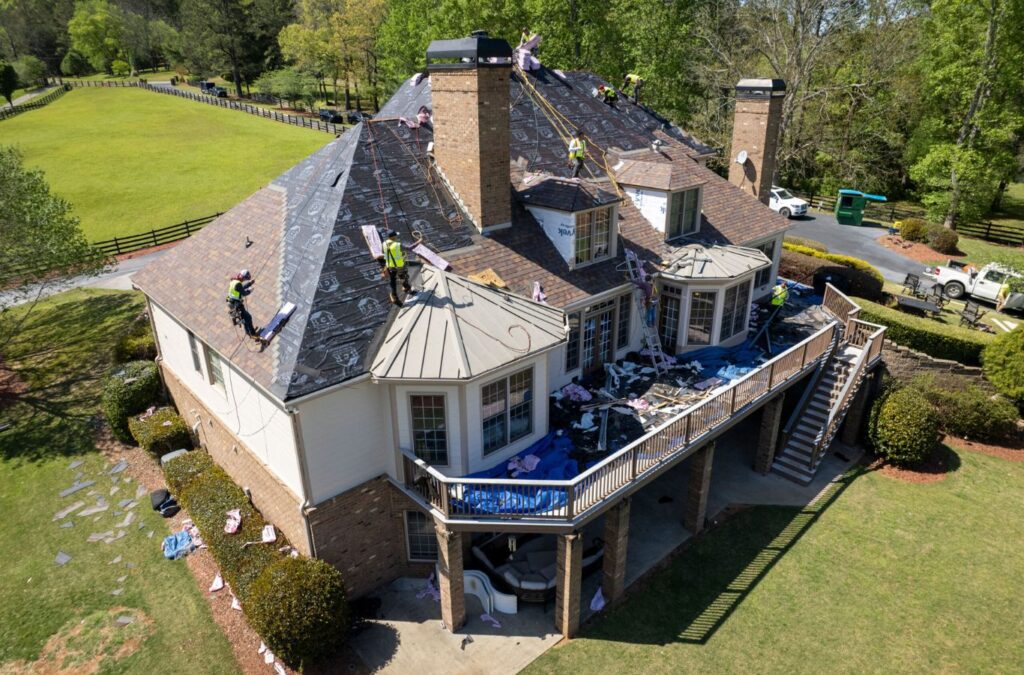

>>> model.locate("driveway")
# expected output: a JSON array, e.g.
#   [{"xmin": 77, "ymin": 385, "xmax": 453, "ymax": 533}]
[{"xmin": 786, "ymin": 212, "xmax": 922, "ymax": 282}]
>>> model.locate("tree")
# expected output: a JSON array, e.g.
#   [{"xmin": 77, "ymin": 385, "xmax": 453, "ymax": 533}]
[
  {"xmin": 0, "ymin": 146, "xmax": 107, "ymax": 353},
  {"xmin": 60, "ymin": 49, "xmax": 92, "ymax": 77},
  {"xmin": 13, "ymin": 54, "xmax": 47, "ymax": 85},
  {"xmin": 68, "ymin": 0, "xmax": 126, "ymax": 73},
  {"xmin": 0, "ymin": 63, "xmax": 17, "ymax": 107}
]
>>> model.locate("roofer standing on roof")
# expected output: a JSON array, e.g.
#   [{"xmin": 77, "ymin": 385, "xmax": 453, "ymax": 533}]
[
  {"xmin": 377, "ymin": 230, "xmax": 419, "ymax": 307},
  {"xmin": 771, "ymin": 280, "xmax": 789, "ymax": 307},
  {"xmin": 226, "ymin": 270, "xmax": 261, "ymax": 340},
  {"xmin": 568, "ymin": 129, "xmax": 586, "ymax": 179},
  {"xmin": 622, "ymin": 73, "xmax": 644, "ymax": 103}
]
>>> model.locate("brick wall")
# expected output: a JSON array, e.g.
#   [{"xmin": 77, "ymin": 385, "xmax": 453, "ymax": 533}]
[
  {"xmin": 308, "ymin": 476, "xmax": 434, "ymax": 598},
  {"xmin": 727, "ymin": 95, "xmax": 783, "ymax": 204},
  {"xmin": 161, "ymin": 364, "xmax": 311, "ymax": 554},
  {"xmin": 431, "ymin": 66, "xmax": 511, "ymax": 231}
]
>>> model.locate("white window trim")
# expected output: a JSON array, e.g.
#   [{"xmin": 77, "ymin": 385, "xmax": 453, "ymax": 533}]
[
  {"xmin": 203, "ymin": 345, "xmax": 226, "ymax": 396},
  {"xmin": 666, "ymin": 187, "xmax": 702, "ymax": 242},
  {"xmin": 719, "ymin": 278, "xmax": 754, "ymax": 342},
  {"xmin": 680, "ymin": 285, "xmax": 722, "ymax": 348},
  {"xmin": 563, "ymin": 291, "xmax": 633, "ymax": 374},
  {"xmin": 404, "ymin": 510, "xmax": 438, "ymax": 563},
  {"xmin": 407, "ymin": 392, "xmax": 451, "ymax": 467},
  {"xmin": 570, "ymin": 204, "xmax": 619, "ymax": 270},
  {"xmin": 481, "ymin": 366, "xmax": 535, "ymax": 456},
  {"xmin": 188, "ymin": 331, "xmax": 203, "ymax": 376}
]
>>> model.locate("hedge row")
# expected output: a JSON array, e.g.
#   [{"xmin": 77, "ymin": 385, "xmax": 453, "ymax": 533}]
[
  {"xmin": 780, "ymin": 249, "xmax": 883, "ymax": 300},
  {"xmin": 982, "ymin": 328, "xmax": 1024, "ymax": 401},
  {"xmin": 782, "ymin": 242, "xmax": 886, "ymax": 288},
  {"xmin": 128, "ymin": 406, "xmax": 190, "ymax": 455},
  {"xmin": 852, "ymin": 296, "xmax": 994, "ymax": 365},
  {"xmin": 164, "ymin": 452, "xmax": 349, "ymax": 669},
  {"xmin": 101, "ymin": 360, "xmax": 162, "ymax": 442}
]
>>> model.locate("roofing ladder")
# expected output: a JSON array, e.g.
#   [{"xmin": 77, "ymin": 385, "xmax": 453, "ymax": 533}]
[{"xmin": 622, "ymin": 249, "xmax": 671, "ymax": 373}]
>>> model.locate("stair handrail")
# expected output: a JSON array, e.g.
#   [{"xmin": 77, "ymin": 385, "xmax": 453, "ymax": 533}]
[
  {"xmin": 821, "ymin": 283, "xmax": 860, "ymax": 332},
  {"xmin": 779, "ymin": 319, "xmax": 844, "ymax": 445}
]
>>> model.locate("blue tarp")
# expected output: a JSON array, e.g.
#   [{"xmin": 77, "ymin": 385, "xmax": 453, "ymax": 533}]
[
  {"xmin": 162, "ymin": 531, "xmax": 193, "ymax": 560},
  {"xmin": 454, "ymin": 432, "xmax": 577, "ymax": 515}
]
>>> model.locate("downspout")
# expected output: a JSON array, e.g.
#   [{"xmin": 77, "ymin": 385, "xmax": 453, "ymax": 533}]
[{"xmin": 287, "ymin": 405, "xmax": 318, "ymax": 558}]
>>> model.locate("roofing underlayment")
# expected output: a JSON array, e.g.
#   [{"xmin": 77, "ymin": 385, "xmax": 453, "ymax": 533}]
[
  {"xmin": 134, "ymin": 63, "xmax": 788, "ymax": 401},
  {"xmin": 371, "ymin": 267, "xmax": 566, "ymax": 380}
]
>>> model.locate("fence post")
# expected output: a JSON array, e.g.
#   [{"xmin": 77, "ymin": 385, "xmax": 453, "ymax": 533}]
[
  {"xmin": 113, "ymin": 236, "xmax": 121, "ymax": 255},
  {"xmin": 151, "ymin": 229, "xmax": 158, "ymax": 247},
  {"xmin": 184, "ymin": 220, "xmax": 192, "ymax": 236}
]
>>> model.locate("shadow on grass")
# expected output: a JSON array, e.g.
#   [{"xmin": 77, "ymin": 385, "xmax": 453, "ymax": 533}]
[
  {"xmin": 0, "ymin": 291, "xmax": 143, "ymax": 462},
  {"xmin": 582, "ymin": 466, "xmax": 864, "ymax": 646}
]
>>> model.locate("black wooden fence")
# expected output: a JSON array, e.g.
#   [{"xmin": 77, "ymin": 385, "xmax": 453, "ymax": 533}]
[
  {"xmin": 956, "ymin": 221, "xmax": 1024, "ymax": 246},
  {"xmin": 93, "ymin": 212, "xmax": 222, "ymax": 255},
  {"xmin": 0, "ymin": 84, "xmax": 70, "ymax": 121},
  {"xmin": 51, "ymin": 78, "xmax": 343, "ymax": 134}
]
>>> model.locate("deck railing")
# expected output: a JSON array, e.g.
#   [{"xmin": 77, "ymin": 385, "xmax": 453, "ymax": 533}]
[
  {"xmin": 821, "ymin": 283, "xmax": 860, "ymax": 331},
  {"xmin": 402, "ymin": 319, "xmax": 841, "ymax": 525}
]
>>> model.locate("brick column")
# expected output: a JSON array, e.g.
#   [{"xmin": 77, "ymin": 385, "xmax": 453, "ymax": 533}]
[
  {"xmin": 840, "ymin": 384, "xmax": 871, "ymax": 446},
  {"xmin": 434, "ymin": 521, "xmax": 465, "ymax": 632},
  {"xmin": 602, "ymin": 498, "xmax": 631, "ymax": 604},
  {"xmin": 684, "ymin": 442, "xmax": 715, "ymax": 534},
  {"xmin": 754, "ymin": 393, "xmax": 785, "ymax": 474},
  {"xmin": 555, "ymin": 532, "xmax": 583, "ymax": 638}
]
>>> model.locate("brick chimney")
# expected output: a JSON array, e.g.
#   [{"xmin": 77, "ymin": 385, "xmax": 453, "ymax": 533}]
[
  {"xmin": 727, "ymin": 79, "xmax": 786, "ymax": 205},
  {"xmin": 427, "ymin": 31, "xmax": 512, "ymax": 233}
]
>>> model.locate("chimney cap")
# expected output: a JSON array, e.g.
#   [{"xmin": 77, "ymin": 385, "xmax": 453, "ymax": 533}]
[
  {"xmin": 427, "ymin": 32, "xmax": 513, "ymax": 70},
  {"xmin": 735, "ymin": 78, "xmax": 786, "ymax": 98}
]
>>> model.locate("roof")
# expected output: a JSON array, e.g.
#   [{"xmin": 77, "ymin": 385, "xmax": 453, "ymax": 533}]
[
  {"xmin": 517, "ymin": 176, "xmax": 621, "ymax": 212},
  {"xmin": 136, "ymin": 61, "xmax": 789, "ymax": 401},
  {"xmin": 371, "ymin": 267, "xmax": 566, "ymax": 380},
  {"xmin": 612, "ymin": 157, "xmax": 707, "ymax": 192},
  {"xmin": 660, "ymin": 244, "xmax": 771, "ymax": 281}
]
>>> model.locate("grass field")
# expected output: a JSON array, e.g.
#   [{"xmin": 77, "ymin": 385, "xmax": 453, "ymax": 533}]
[
  {"xmin": 0, "ymin": 289, "xmax": 237, "ymax": 673},
  {"xmin": 526, "ymin": 449, "xmax": 1024, "ymax": 674},
  {"xmin": 0, "ymin": 87, "xmax": 328, "ymax": 241}
]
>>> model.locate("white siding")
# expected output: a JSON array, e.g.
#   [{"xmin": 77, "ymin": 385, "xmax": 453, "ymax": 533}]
[
  {"xmin": 624, "ymin": 185, "xmax": 669, "ymax": 233},
  {"xmin": 746, "ymin": 233, "xmax": 785, "ymax": 299},
  {"xmin": 393, "ymin": 384, "xmax": 463, "ymax": 476},
  {"xmin": 150, "ymin": 303, "xmax": 305, "ymax": 498},
  {"xmin": 295, "ymin": 379, "xmax": 395, "ymax": 504},
  {"xmin": 527, "ymin": 206, "xmax": 575, "ymax": 263}
]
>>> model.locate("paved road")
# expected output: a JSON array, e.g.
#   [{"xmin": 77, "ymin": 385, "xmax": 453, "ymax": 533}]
[
  {"xmin": 786, "ymin": 212, "xmax": 924, "ymax": 282},
  {"xmin": 8, "ymin": 85, "xmax": 56, "ymax": 107}
]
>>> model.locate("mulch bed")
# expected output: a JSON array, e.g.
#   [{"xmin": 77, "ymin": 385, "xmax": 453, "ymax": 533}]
[
  {"xmin": 946, "ymin": 434, "xmax": 1024, "ymax": 463},
  {"xmin": 867, "ymin": 444, "xmax": 958, "ymax": 483},
  {"xmin": 876, "ymin": 234, "xmax": 963, "ymax": 265}
]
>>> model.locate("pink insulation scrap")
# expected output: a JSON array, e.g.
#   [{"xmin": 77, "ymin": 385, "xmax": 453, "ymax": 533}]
[{"xmin": 560, "ymin": 383, "xmax": 593, "ymax": 403}]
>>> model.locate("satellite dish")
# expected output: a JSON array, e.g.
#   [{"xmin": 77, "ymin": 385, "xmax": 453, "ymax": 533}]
[{"xmin": 735, "ymin": 150, "xmax": 749, "ymax": 165}]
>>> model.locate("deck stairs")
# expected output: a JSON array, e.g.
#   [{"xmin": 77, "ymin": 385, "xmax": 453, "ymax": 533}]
[{"xmin": 771, "ymin": 344, "xmax": 862, "ymax": 484}]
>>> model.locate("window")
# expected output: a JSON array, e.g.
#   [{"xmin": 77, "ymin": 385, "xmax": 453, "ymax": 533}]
[
  {"xmin": 658, "ymin": 285, "xmax": 682, "ymax": 353},
  {"xmin": 719, "ymin": 281, "xmax": 751, "ymax": 341},
  {"xmin": 667, "ymin": 188, "xmax": 700, "ymax": 239},
  {"xmin": 840, "ymin": 195, "xmax": 854, "ymax": 208},
  {"xmin": 410, "ymin": 395, "xmax": 448, "ymax": 465},
  {"xmin": 188, "ymin": 332, "xmax": 202, "ymax": 374},
  {"xmin": 984, "ymin": 270, "xmax": 1007, "ymax": 283},
  {"xmin": 405, "ymin": 511, "xmax": 438, "ymax": 562},
  {"xmin": 754, "ymin": 240, "xmax": 776, "ymax": 288},
  {"xmin": 575, "ymin": 207, "xmax": 613, "ymax": 266},
  {"xmin": 205, "ymin": 347, "xmax": 225, "ymax": 393},
  {"xmin": 687, "ymin": 290, "xmax": 717, "ymax": 346},
  {"xmin": 616, "ymin": 294, "xmax": 631, "ymax": 349},
  {"xmin": 565, "ymin": 312, "xmax": 581, "ymax": 371},
  {"xmin": 482, "ymin": 367, "xmax": 533, "ymax": 455}
]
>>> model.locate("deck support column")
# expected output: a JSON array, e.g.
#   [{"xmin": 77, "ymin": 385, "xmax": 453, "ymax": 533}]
[
  {"xmin": 755, "ymin": 393, "xmax": 785, "ymax": 474},
  {"xmin": 602, "ymin": 498, "xmax": 631, "ymax": 604},
  {"xmin": 840, "ymin": 382, "xmax": 871, "ymax": 446},
  {"xmin": 555, "ymin": 532, "xmax": 583, "ymax": 638},
  {"xmin": 684, "ymin": 442, "xmax": 715, "ymax": 534},
  {"xmin": 434, "ymin": 521, "xmax": 465, "ymax": 632}
]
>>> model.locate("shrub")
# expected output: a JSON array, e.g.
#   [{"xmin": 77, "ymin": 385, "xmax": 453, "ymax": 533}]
[
  {"xmin": 853, "ymin": 296, "xmax": 993, "ymax": 365},
  {"xmin": 13, "ymin": 55, "xmax": 46, "ymax": 86},
  {"xmin": 925, "ymin": 225, "xmax": 959, "ymax": 254},
  {"xmin": 248, "ymin": 557, "xmax": 350, "ymax": 669},
  {"xmin": 102, "ymin": 360, "xmax": 162, "ymax": 442},
  {"xmin": 783, "ymin": 235, "xmax": 828, "ymax": 252},
  {"xmin": 60, "ymin": 50, "xmax": 92, "ymax": 77},
  {"xmin": 898, "ymin": 218, "xmax": 929, "ymax": 242},
  {"xmin": 870, "ymin": 387, "xmax": 939, "ymax": 466},
  {"xmin": 779, "ymin": 249, "xmax": 883, "ymax": 300},
  {"xmin": 128, "ymin": 406, "xmax": 191, "ymax": 455},
  {"xmin": 114, "ymin": 314, "xmax": 157, "ymax": 362},
  {"xmin": 110, "ymin": 59, "xmax": 131, "ymax": 77},
  {"xmin": 982, "ymin": 328, "xmax": 1024, "ymax": 401},
  {"xmin": 908, "ymin": 374, "xmax": 1018, "ymax": 441},
  {"xmin": 164, "ymin": 449, "xmax": 214, "ymax": 493}
]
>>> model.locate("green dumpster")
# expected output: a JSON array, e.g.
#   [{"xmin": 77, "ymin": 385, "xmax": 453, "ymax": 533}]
[{"xmin": 834, "ymin": 188, "xmax": 887, "ymax": 226}]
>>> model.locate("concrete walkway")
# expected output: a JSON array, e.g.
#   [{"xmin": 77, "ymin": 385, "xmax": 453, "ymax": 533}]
[{"xmin": 786, "ymin": 212, "xmax": 923, "ymax": 282}]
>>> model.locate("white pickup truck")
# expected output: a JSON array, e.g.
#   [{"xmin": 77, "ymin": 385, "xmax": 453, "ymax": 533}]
[{"xmin": 923, "ymin": 261, "xmax": 1023, "ymax": 310}]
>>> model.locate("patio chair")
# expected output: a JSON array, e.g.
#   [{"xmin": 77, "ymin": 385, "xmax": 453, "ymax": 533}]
[
  {"xmin": 959, "ymin": 300, "xmax": 986, "ymax": 328},
  {"xmin": 924, "ymin": 284, "xmax": 946, "ymax": 309},
  {"xmin": 902, "ymin": 273, "xmax": 923, "ymax": 297}
]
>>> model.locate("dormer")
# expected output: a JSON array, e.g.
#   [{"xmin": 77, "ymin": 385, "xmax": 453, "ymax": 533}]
[
  {"xmin": 517, "ymin": 177, "xmax": 622, "ymax": 270},
  {"xmin": 613, "ymin": 159, "xmax": 706, "ymax": 241}
]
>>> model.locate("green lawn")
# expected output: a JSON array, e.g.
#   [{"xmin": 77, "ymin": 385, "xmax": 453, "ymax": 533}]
[
  {"xmin": 0, "ymin": 289, "xmax": 237, "ymax": 673},
  {"xmin": 527, "ymin": 451, "xmax": 1024, "ymax": 673},
  {"xmin": 0, "ymin": 87, "xmax": 328, "ymax": 241}
]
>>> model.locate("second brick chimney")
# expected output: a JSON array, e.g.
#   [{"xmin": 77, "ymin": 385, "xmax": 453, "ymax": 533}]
[
  {"xmin": 427, "ymin": 31, "xmax": 512, "ymax": 233},
  {"xmin": 727, "ymin": 79, "xmax": 785, "ymax": 205}
]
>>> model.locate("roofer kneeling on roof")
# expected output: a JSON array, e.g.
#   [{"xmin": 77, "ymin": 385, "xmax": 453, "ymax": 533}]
[
  {"xmin": 568, "ymin": 129, "xmax": 586, "ymax": 179},
  {"xmin": 771, "ymin": 281, "xmax": 789, "ymax": 307},
  {"xmin": 597, "ymin": 84, "xmax": 617, "ymax": 106},
  {"xmin": 622, "ymin": 73, "xmax": 644, "ymax": 103},
  {"xmin": 226, "ymin": 269, "xmax": 262, "ymax": 340},
  {"xmin": 377, "ymin": 230, "xmax": 420, "ymax": 307}
]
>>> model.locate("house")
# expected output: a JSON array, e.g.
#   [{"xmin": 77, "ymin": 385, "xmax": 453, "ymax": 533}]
[{"xmin": 132, "ymin": 32, "xmax": 884, "ymax": 639}]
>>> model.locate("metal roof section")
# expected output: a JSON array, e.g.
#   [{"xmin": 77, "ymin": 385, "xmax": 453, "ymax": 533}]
[
  {"xmin": 371, "ymin": 267, "xmax": 567, "ymax": 381},
  {"xmin": 517, "ymin": 176, "xmax": 621, "ymax": 212},
  {"xmin": 660, "ymin": 244, "xmax": 771, "ymax": 282},
  {"xmin": 426, "ymin": 30, "xmax": 513, "ymax": 68},
  {"xmin": 612, "ymin": 158, "xmax": 708, "ymax": 192}
]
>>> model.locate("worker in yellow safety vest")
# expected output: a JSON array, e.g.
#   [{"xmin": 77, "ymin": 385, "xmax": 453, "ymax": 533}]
[
  {"xmin": 621, "ymin": 73, "xmax": 644, "ymax": 103},
  {"xmin": 771, "ymin": 281, "xmax": 789, "ymax": 307},
  {"xmin": 377, "ymin": 230, "xmax": 415, "ymax": 306},
  {"xmin": 226, "ymin": 269, "xmax": 262, "ymax": 339},
  {"xmin": 996, "ymin": 281, "xmax": 1011, "ymax": 311},
  {"xmin": 568, "ymin": 129, "xmax": 586, "ymax": 179},
  {"xmin": 597, "ymin": 84, "xmax": 618, "ymax": 106}
]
